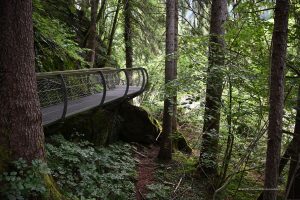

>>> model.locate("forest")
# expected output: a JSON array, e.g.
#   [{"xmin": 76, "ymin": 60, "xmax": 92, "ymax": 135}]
[{"xmin": 0, "ymin": 0, "xmax": 299, "ymax": 199}]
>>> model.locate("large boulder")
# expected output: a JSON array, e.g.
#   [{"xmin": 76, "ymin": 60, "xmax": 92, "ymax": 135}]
[
  {"xmin": 44, "ymin": 108, "xmax": 120, "ymax": 145},
  {"xmin": 44, "ymin": 101, "xmax": 161, "ymax": 145},
  {"xmin": 118, "ymin": 102, "xmax": 161, "ymax": 144}
]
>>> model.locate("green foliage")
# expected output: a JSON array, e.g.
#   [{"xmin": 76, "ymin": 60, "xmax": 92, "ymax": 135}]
[
  {"xmin": 0, "ymin": 159, "xmax": 50, "ymax": 200},
  {"xmin": 149, "ymin": 151, "xmax": 209, "ymax": 200},
  {"xmin": 221, "ymin": 175, "xmax": 262, "ymax": 200},
  {"xmin": 0, "ymin": 136, "xmax": 137, "ymax": 200},
  {"xmin": 46, "ymin": 135, "xmax": 136, "ymax": 200},
  {"xmin": 19, "ymin": 0, "xmax": 300, "ymax": 198},
  {"xmin": 146, "ymin": 183, "xmax": 171, "ymax": 199},
  {"xmin": 33, "ymin": 0, "xmax": 87, "ymax": 71}
]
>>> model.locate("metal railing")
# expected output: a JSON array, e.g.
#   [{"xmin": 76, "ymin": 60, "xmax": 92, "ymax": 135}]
[{"xmin": 37, "ymin": 67, "xmax": 148, "ymax": 125}]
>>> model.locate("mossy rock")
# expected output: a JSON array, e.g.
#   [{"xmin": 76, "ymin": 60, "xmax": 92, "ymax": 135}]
[
  {"xmin": 172, "ymin": 131, "xmax": 193, "ymax": 154},
  {"xmin": 44, "ymin": 108, "xmax": 120, "ymax": 146},
  {"xmin": 118, "ymin": 102, "xmax": 161, "ymax": 144},
  {"xmin": 44, "ymin": 102, "xmax": 161, "ymax": 145}
]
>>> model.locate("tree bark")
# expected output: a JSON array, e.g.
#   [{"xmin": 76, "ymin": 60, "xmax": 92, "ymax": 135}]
[
  {"xmin": 198, "ymin": 0, "xmax": 227, "ymax": 177},
  {"xmin": 123, "ymin": 0, "xmax": 134, "ymax": 69},
  {"xmin": 97, "ymin": 0, "xmax": 108, "ymax": 41},
  {"xmin": 85, "ymin": 0, "xmax": 100, "ymax": 67},
  {"xmin": 257, "ymin": 137, "xmax": 295, "ymax": 200},
  {"xmin": 0, "ymin": 0, "xmax": 45, "ymax": 168},
  {"xmin": 263, "ymin": 0, "xmax": 289, "ymax": 199},
  {"xmin": 172, "ymin": 0, "xmax": 178, "ymax": 137},
  {"xmin": 158, "ymin": 0, "xmax": 178, "ymax": 160},
  {"xmin": 170, "ymin": 0, "xmax": 192, "ymax": 154}
]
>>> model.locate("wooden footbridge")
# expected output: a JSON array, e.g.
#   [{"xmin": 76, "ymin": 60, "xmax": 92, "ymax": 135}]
[{"xmin": 37, "ymin": 68, "xmax": 148, "ymax": 126}]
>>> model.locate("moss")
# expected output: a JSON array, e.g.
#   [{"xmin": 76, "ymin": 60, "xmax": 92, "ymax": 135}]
[
  {"xmin": 118, "ymin": 102, "xmax": 161, "ymax": 144},
  {"xmin": 140, "ymin": 105, "xmax": 162, "ymax": 137},
  {"xmin": 172, "ymin": 131, "xmax": 193, "ymax": 154},
  {"xmin": 149, "ymin": 114, "xmax": 162, "ymax": 134},
  {"xmin": 44, "ymin": 175, "xmax": 68, "ymax": 200}
]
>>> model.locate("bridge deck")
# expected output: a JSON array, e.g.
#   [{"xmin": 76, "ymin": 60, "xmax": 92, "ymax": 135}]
[
  {"xmin": 41, "ymin": 85, "xmax": 141, "ymax": 125},
  {"xmin": 38, "ymin": 68, "xmax": 147, "ymax": 126}
]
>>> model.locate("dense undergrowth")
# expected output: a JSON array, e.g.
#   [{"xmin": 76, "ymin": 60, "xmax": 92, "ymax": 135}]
[
  {"xmin": 0, "ymin": 108, "xmax": 289, "ymax": 200},
  {"xmin": 0, "ymin": 135, "xmax": 137, "ymax": 200},
  {"xmin": 0, "ymin": 129, "xmax": 287, "ymax": 200}
]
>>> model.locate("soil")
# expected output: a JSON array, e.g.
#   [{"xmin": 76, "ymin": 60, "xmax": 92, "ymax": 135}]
[{"xmin": 135, "ymin": 144, "xmax": 160, "ymax": 200}]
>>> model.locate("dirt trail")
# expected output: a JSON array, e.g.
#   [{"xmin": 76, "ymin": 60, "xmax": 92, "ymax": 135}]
[{"xmin": 135, "ymin": 144, "xmax": 160, "ymax": 200}]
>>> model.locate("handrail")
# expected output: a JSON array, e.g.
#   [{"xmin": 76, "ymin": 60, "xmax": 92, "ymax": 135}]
[
  {"xmin": 38, "ymin": 67, "xmax": 148, "ymax": 126},
  {"xmin": 36, "ymin": 67, "xmax": 117, "ymax": 78},
  {"xmin": 141, "ymin": 69, "xmax": 146, "ymax": 92}
]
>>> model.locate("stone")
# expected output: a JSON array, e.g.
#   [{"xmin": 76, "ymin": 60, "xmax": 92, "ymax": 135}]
[
  {"xmin": 118, "ymin": 102, "xmax": 161, "ymax": 144},
  {"xmin": 44, "ymin": 101, "xmax": 161, "ymax": 146}
]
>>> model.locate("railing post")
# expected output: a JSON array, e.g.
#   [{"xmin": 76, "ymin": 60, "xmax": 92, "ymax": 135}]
[
  {"xmin": 59, "ymin": 74, "xmax": 68, "ymax": 119},
  {"xmin": 140, "ymin": 69, "xmax": 145, "ymax": 93},
  {"xmin": 142, "ymin": 68, "xmax": 148, "ymax": 91},
  {"xmin": 98, "ymin": 71, "xmax": 106, "ymax": 106},
  {"xmin": 123, "ymin": 69, "xmax": 130, "ymax": 98}
]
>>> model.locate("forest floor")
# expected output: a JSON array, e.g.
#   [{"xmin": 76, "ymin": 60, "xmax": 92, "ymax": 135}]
[
  {"xmin": 135, "ymin": 144, "xmax": 160, "ymax": 200},
  {"xmin": 134, "ymin": 143, "xmax": 210, "ymax": 200}
]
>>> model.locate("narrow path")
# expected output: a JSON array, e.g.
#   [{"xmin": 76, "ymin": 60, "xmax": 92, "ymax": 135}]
[{"xmin": 135, "ymin": 144, "xmax": 160, "ymax": 200}]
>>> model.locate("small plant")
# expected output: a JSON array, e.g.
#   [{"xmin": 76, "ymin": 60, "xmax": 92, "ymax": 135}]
[
  {"xmin": 46, "ymin": 135, "xmax": 137, "ymax": 200},
  {"xmin": 0, "ymin": 159, "xmax": 50, "ymax": 200},
  {"xmin": 146, "ymin": 183, "xmax": 171, "ymax": 200},
  {"xmin": 0, "ymin": 135, "xmax": 137, "ymax": 200}
]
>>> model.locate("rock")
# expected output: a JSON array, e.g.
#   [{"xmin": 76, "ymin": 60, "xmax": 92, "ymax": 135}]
[
  {"xmin": 173, "ymin": 131, "xmax": 193, "ymax": 154},
  {"xmin": 44, "ymin": 108, "xmax": 120, "ymax": 146},
  {"xmin": 118, "ymin": 102, "xmax": 161, "ymax": 144},
  {"xmin": 44, "ymin": 101, "xmax": 161, "ymax": 145}
]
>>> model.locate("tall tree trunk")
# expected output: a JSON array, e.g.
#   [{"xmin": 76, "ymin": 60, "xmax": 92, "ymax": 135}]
[
  {"xmin": 158, "ymin": 0, "xmax": 178, "ymax": 160},
  {"xmin": 97, "ymin": 0, "xmax": 108, "ymax": 41},
  {"xmin": 263, "ymin": 0, "xmax": 289, "ymax": 199},
  {"xmin": 85, "ymin": 0, "xmax": 99, "ymax": 67},
  {"xmin": 172, "ymin": 0, "xmax": 178, "ymax": 135},
  {"xmin": 123, "ymin": 0, "xmax": 133, "ymax": 69},
  {"xmin": 198, "ymin": 0, "xmax": 227, "ymax": 177},
  {"xmin": 257, "ymin": 115, "xmax": 296, "ymax": 200},
  {"xmin": 0, "ymin": 0, "xmax": 45, "ymax": 168},
  {"xmin": 106, "ymin": 0, "xmax": 122, "ymax": 58},
  {"xmin": 171, "ymin": 0, "xmax": 191, "ymax": 154}
]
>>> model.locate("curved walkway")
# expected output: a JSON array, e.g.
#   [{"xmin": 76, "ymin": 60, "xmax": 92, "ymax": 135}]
[{"xmin": 37, "ymin": 68, "xmax": 148, "ymax": 125}]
